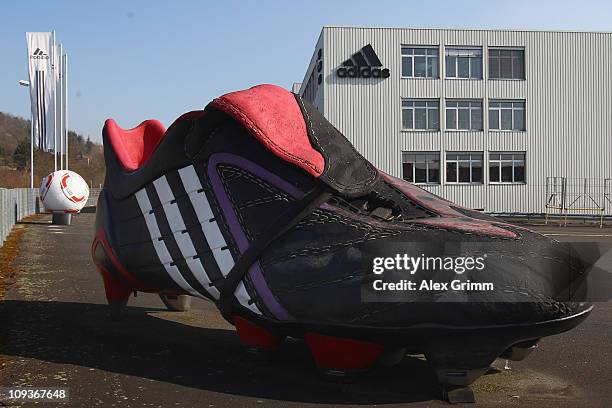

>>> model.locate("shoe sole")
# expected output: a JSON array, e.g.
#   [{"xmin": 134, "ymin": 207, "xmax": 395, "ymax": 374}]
[
  {"xmin": 93, "ymin": 230, "xmax": 592, "ymax": 402},
  {"xmin": 232, "ymin": 305, "xmax": 592, "ymax": 400}
]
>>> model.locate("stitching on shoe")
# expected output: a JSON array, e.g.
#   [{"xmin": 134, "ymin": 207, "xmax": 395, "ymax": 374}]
[
  {"xmin": 198, "ymin": 162, "xmax": 241, "ymax": 256},
  {"xmin": 218, "ymin": 168, "xmax": 255, "ymax": 242},
  {"xmin": 218, "ymin": 165, "xmax": 292, "ymax": 198},
  {"xmin": 296, "ymin": 210, "xmax": 405, "ymax": 235},
  {"xmin": 238, "ymin": 195, "xmax": 290, "ymax": 210},
  {"xmin": 217, "ymin": 164, "xmax": 295, "ymax": 242},
  {"xmin": 296, "ymin": 95, "xmax": 377, "ymax": 192},
  {"xmin": 262, "ymin": 234, "xmax": 398, "ymax": 265},
  {"xmin": 383, "ymin": 180, "xmax": 437, "ymax": 217},
  {"xmin": 274, "ymin": 270, "xmax": 364, "ymax": 294}
]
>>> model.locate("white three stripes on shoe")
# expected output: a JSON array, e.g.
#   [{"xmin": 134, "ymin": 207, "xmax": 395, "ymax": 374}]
[
  {"xmin": 135, "ymin": 188, "xmax": 202, "ymax": 298},
  {"xmin": 178, "ymin": 166, "xmax": 235, "ymax": 276},
  {"xmin": 152, "ymin": 175, "xmax": 221, "ymax": 300},
  {"xmin": 135, "ymin": 166, "xmax": 261, "ymax": 315},
  {"xmin": 177, "ymin": 166, "xmax": 261, "ymax": 315}
]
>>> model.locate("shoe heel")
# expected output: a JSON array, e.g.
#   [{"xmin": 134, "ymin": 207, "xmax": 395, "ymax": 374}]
[
  {"xmin": 233, "ymin": 316, "xmax": 283, "ymax": 360},
  {"xmin": 425, "ymin": 338, "xmax": 503, "ymax": 403},
  {"xmin": 96, "ymin": 264, "xmax": 132, "ymax": 320},
  {"xmin": 92, "ymin": 236, "xmax": 133, "ymax": 320},
  {"xmin": 304, "ymin": 333, "xmax": 384, "ymax": 380},
  {"xmin": 92, "ymin": 227, "xmax": 159, "ymax": 319}
]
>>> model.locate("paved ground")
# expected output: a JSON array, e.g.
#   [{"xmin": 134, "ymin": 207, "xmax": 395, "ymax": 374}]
[{"xmin": 0, "ymin": 212, "xmax": 610, "ymax": 407}]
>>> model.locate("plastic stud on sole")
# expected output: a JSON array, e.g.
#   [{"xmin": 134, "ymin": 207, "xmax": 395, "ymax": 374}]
[
  {"xmin": 430, "ymin": 363, "xmax": 492, "ymax": 403},
  {"xmin": 233, "ymin": 316, "xmax": 283, "ymax": 360},
  {"xmin": 108, "ymin": 299, "xmax": 129, "ymax": 321},
  {"xmin": 500, "ymin": 339, "xmax": 539, "ymax": 361},
  {"xmin": 304, "ymin": 333, "xmax": 385, "ymax": 380},
  {"xmin": 425, "ymin": 338, "xmax": 501, "ymax": 403},
  {"xmin": 159, "ymin": 294, "xmax": 192, "ymax": 312},
  {"xmin": 377, "ymin": 346, "xmax": 407, "ymax": 367},
  {"xmin": 97, "ymin": 266, "xmax": 132, "ymax": 320},
  {"xmin": 443, "ymin": 384, "xmax": 476, "ymax": 404}
]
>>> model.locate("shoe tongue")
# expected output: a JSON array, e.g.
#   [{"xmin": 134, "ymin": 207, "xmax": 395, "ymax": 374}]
[{"xmin": 208, "ymin": 84, "xmax": 379, "ymax": 198}]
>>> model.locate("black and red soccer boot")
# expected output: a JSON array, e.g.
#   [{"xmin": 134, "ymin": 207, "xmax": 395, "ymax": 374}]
[{"xmin": 92, "ymin": 84, "xmax": 592, "ymax": 403}]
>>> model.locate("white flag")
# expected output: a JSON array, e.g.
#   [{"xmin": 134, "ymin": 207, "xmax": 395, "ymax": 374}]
[
  {"xmin": 26, "ymin": 32, "xmax": 55, "ymax": 151},
  {"xmin": 61, "ymin": 53, "xmax": 68, "ymax": 163},
  {"xmin": 55, "ymin": 43, "xmax": 63, "ymax": 156},
  {"xmin": 63, "ymin": 53, "xmax": 69, "ymax": 170}
]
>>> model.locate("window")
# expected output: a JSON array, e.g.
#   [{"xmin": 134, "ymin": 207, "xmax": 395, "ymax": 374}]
[
  {"xmin": 401, "ymin": 47, "xmax": 439, "ymax": 78},
  {"xmin": 446, "ymin": 48, "xmax": 482, "ymax": 79},
  {"xmin": 489, "ymin": 152, "xmax": 526, "ymax": 183},
  {"xmin": 402, "ymin": 100, "xmax": 440, "ymax": 130},
  {"xmin": 489, "ymin": 48, "xmax": 525, "ymax": 79},
  {"xmin": 489, "ymin": 100, "xmax": 525, "ymax": 131},
  {"xmin": 446, "ymin": 153, "xmax": 483, "ymax": 184},
  {"xmin": 446, "ymin": 100, "xmax": 483, "ymax": 130},
  {"xmin": 402, "ymin": 152, "xmax": 440, "ymax": 184}
]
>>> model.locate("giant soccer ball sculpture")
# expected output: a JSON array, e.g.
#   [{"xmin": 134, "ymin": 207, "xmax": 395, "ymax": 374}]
[{"xmin": 40, "ymin": 170, "xmax": 90, "ymax": 223}]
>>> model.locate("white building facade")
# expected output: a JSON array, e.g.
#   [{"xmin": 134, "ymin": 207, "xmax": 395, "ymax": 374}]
[{"xmin": 297, "ymin": 27, "xmax": 612, "ymax": 214}]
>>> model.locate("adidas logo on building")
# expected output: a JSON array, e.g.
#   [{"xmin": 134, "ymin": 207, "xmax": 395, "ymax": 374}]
[
  {"xmin": 337, "ymin": 44, "xmax": 390, "ymax": 79},
  {"xmin": 30, "ymin": 48, "xmax": 49, "ymax": 60}
]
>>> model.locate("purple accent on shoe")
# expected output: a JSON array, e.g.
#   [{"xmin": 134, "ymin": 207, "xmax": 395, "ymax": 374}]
[{"xmin": 208, "ymin": 152, "xmax": 301, "ymax": 320}]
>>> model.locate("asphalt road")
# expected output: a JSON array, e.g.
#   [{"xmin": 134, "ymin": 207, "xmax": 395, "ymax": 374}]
[{"xmin": 0, "ymin": 213, "xmax": 610, "ymax": 407}]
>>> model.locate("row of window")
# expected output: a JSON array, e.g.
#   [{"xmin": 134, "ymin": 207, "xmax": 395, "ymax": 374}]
[
  {"xmin": 402, "ymin": 152, "xmax": 526, "ymax": 184},
  {"xmin": 401, "ymin": 99, "xmax": 525, "ymax": 131},
  {"xmin": 401, "ymin": 46, "xmax": 525, "ymax": 80}
]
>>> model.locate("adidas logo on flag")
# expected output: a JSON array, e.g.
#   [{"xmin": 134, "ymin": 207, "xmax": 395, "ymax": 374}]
[
  {"xmin": 30, "ymin": 47, "xmax": 49, "ymax": 60},
  {"xmin": 337, "ymin": 44, "xmax": 390, "ymax": 79}
]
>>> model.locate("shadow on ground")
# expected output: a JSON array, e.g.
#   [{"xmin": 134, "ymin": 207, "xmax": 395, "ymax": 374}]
[
  {"xmin": 15, "ymin": 220, "xmax": 51, "ymax": 225},
  {"xmin": 0, "ymin": 300, "xmax": 448, "ymax": 405}
]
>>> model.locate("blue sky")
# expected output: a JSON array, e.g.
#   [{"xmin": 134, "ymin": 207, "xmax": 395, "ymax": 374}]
[{"xmin": 1, "ymin": 0, "xmax": 611, "ymax": 142}]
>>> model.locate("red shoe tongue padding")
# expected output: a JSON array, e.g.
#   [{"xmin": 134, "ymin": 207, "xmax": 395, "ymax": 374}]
[
  {"xmin": 210, "ymin": 84, "xmax": 325, "ymax": 177},
  {"xmin": 105, "ymin": 85, "xmax": 325, "ymax": 177},
  {"xmin": 104, "ymin": 118, "xmax": 166, "ymax": 171}
]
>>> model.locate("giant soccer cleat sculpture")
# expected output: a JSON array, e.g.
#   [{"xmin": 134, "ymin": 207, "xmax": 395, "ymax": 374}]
[{"xmin": 92, "ymin": 84, "xmax": 592, "ymax": 403}]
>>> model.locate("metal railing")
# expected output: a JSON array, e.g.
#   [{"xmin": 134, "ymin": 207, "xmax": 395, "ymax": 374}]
[
  {"xmin": 86, "ymin": 188, "xmax": 101, "ymax": 208},
  {"xmin": 0, "ymin": 187, "xmax": 101, "ymax": 247},
  {"xmin": 0, "ymin": 188, "xmax": 41, "ymax": 246},
  {"xmin": 545, "ymin": 177, "xmax": 612, "ymax": 227}
]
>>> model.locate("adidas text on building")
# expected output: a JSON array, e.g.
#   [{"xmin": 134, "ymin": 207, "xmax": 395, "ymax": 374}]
[
  {"xmin": 296, "ymin": 26, "xmax": 612, "ymax": 215},
  {"xmin": 336, "ymin": 44, "xmax": 390, "ymax": 78}
]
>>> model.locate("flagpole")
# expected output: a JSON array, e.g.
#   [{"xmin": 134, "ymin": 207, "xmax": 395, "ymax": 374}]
[
  {"xmin": 52, "ymin": 30, "xmax": 57, "ymax": 171},
  {"xmin": 30, "ymin": 111, "xmax": 34, "ymax": 188},
  {"xmin": 58, "ymin": 43, "xmax": 63, "ymax": 170},
  {"xmin": 64, "ymin": 54, "xmax": 68, "ymax": 170}
]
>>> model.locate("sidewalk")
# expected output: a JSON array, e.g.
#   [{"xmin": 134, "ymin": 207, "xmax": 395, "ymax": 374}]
[{"xmin": 0, "ymin": 213, "xmax": 610, "ymax": 407}]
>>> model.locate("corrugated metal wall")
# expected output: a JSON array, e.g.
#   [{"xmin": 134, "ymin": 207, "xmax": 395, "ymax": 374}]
[
  {"xmin": 299, "ymin": 31, "xmax": 325, "ymax": 110},
  {"xmin": 315, "ymin": 27, "xmax": 612, "ymax": 213}
]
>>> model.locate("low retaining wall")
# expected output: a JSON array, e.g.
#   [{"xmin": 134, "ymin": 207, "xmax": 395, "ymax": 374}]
[{"xmin": 0, "ymin": 187, "xmax": 101, "ymax": 246}]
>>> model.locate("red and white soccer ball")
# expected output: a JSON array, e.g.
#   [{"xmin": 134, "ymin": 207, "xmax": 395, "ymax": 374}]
[{"xmin": 39, "ymin": 170, "xmax": 90, "ymax": 213}]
